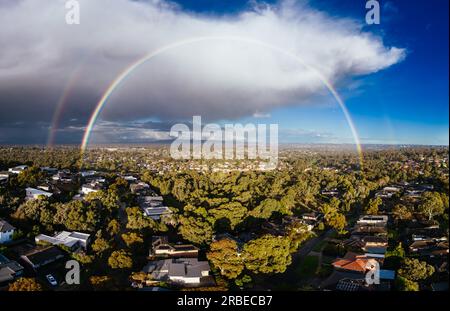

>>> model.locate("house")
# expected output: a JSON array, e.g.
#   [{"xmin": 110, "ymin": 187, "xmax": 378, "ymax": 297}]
[
  {"xmin": 8, "ymin": 165, "xmax": 28, "ymax": 174},
  {"xmin": 0, "ymin": 254, "xmax": 24, "ymax": 285},
  {"xmin": 35, "ymin": 231, "xmax": 91, "ymax": 250},
  {"xmin": 321, "ymin": 188, "xmax": 339, "ymax": 197},
  {"xmin": 20, "ymin": 246, "xmax": 65, "ymax": 270},
  {"xmin": 150, "ymin": 236, "xmax": 198, "ymax": 258},
  {"xmin": 142, "ymin": 257, "xmax": 211, "ymax": 285},
  {"xmin": 52, "ymin": 171, "xmax": 75, "ymax": 183},
  {"xmin": 409, "ymin": 239, "xmax": 449, "ymax": 257},
  {"xmin": 375, "ymin": 186, "xmax": 401, "ymax": 199},
  {"xmin": 332, "ymin": 252, "xmax": 380, "ymax": 274},
  {"xmin": 302, "ymin": 212, "xmax": 323, "ymax": 221},
  {"xmin": 40, "ymin": 167, "xmax": 58, "ymax": 174},
  {"xmin": 431, "ymin": 282, "xmax": 449, "ymax": 291},
  {"xmin": 0, "ymin": 171, "xmax": 9, "ymax": 184},
  {"xmin": 352, "ymin": 224, "xmax": 388, "ymax": 237},
  {"xmin": 139, "ymin": 196, "xmax": 172, "ymax": 220},
  {"xmin": 344, "ymin": 236, "xmax": 388, "ymax": 254},
  {"xmin": 300, "ymin": 212, "xmax": 323, "ymax": 231},
  {"xmin": 130, "ymin": 182, "xmax": 150, "ymax": 194},
  {"xmin": 80, "ymin": 183, "xmax": 102, "ymax": 195},
  {"xmin": 123, "ymin": 176, "xmax": 138, "ymax": 183},
  {"xmin": 362, "ymin": 236, "xmax": 388, "ymax": 254},
  {"xmin": 37, "ymin": 184, "xmax": 61, "ymax": 196},
  {"xmin": 25, "ymin": 187, "xmax": 53, "ymax": 200},
  {"xmin": 0, "ymin": 218, "xmax": 15, "ymax": 244},
  {"xmin": 320, "ymin": 271, "xmax": 367, "ymax": 290},
  {"xmin": 143, "ymin": 206, "xmax": 173, "ymax": 220},
  {"xmin": 80, "ymin": 170, "xmax": 96, "ymax": 178},
  {"xmin": 335, "ymin": 278, "xmax": 368, "ymax": 291},
  {"xmin": 357, "ymin": 215, "xmax": 388, "ymax": 226}
]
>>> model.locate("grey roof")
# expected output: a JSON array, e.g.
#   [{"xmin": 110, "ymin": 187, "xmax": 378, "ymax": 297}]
[
  {"xmin": 22, "ymin": 246, "xmax": 65, "ymax": 267},
  {"xmin": 0, "ymin": 266, "xmax": 15, "ymax": 283},
  {"xmin": 169, "ymin": 262, "xmax": 186, "ymax": 277},
  {"xmin": 0, "ymin": 254, "xmax": 24, "ymax": 283},
  {"xmin": 336, "ymin": 278, "xmax": 366, "ymax": 291},
  {"xmin": 144, "ymin": 257, "xmax": 210, "ymax": 281},
  {"xmin": 0, "ymin": 218, "xmax": 15, "ymax": 233},
  {"xmin": 142, "ymin": 259, "xmax": 171, "ymax": 273}
]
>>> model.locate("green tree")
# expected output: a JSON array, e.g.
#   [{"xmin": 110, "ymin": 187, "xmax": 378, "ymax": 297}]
[
  {"xmin": 386, "ymin": 243, "xmax": 405, "ymax": 258},
  {"xmin": 89, "ymin": 275, "xmax": 116, "ymax": 290},
  {"xmin": 418, "ymin": 192, "xmax": 445, "ymax": 220},
  {"xmin": 398, "ymin": 258, "xmax": 435, "ymax": 281},
  {"xmin": 126, "ymin": 207, "xmax": 153, "ymax": 230},
  {"xmin": 108, "ymin": 250, "xmax": 133, "ymax": 269},
  {"xmin": 91, "ymin": 237, "xmax": 111, "ymax": 254},
  {"xmin": 249, "ymin": 199, "xmax": 282, "ymax": 219},
  {"xmin": 8, "ymin": 277, "xmax": 43, "ymax": 291},
  {"xmin": 107, "ymin": 219, "xmax": 120, "ymax": 237},
  {"xmin": 242, "ymin": 235, "xmax": 292, "ymax": 274},
  {"xmin": 392, "ymin": 204, "xmax": 413, "ymax": 221},
  {"xmin": 178, "ymin": 216, "xmax": 213, "ymax": 245},
  {"xmin": 53, "ymin": 200, "xmax": 99, "ymax": 232},
  {"xmin": 207, "ymin": 239, "xmax": 244, "ymax": 279},
  {"xmin": 321, "ymin": 201, "xmax": 347, "ymax": 234},
  {"xmin": 209, "ymin": 202, "xmax": 247, "ymax": 229},
  {"xmin": 365, "ymin": 197, "xmax": 382, "ymax": 215},
  {"xmin": 121, "ymin": 232, "xmax": 144, "ymax": 248},
  {"xmin": 396, "ymin": 276, "xmax": 419, "ymax": 291}
]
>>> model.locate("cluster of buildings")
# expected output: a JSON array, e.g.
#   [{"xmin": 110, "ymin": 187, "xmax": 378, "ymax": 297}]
[
  {"xmin": 137, "ymin": 236, "xmax": 214, "ymax": 288},
  {"xmin": 0, "ymin": 218, "xmax": 15, "ymax": 244},
  {"xmin": 321, "ymin": 215, "xmax": 394, "ymax": 291},
  {"xmin": 1, "ymin": 216, "xmax": 91, "ymax": 288},
  {"xmin": 374, "ymin": 182, "xmax": 435, "ymax": 202}
]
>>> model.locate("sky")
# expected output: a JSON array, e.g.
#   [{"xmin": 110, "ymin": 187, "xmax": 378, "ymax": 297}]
[{"xmin": 0, "ymin": 0, "xmax": 448, "ymax": 146}]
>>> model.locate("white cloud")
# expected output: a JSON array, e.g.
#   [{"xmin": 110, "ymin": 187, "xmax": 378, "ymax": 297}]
[{"xmin": 0, "ymin": 0, "xmax": 405, "ymax": 128}]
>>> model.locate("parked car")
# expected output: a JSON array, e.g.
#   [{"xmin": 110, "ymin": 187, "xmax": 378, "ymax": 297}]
[{"xmin": 46, "ymin": 274, "xmax": 58, "ymax": 286}]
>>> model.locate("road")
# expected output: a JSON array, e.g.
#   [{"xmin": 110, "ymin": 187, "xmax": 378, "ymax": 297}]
[{"xmin": 293, "ymin": 229, "xmax": 334, "ymax": 261}]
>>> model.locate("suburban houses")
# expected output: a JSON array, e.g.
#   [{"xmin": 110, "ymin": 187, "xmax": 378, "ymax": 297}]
[
  {"xmin": 35, "ymin": 231, "xmax": 91, "ymax": 251},
  {"xmin": 142, "ymin": 257, "xmax": 212, "ymax": 286},
  {"xmin": 0, "ymin": 219, "xmax": 15, "ymax": 244},
  {"xmin": 0, "ymin": 146, "xmax": 447, "ymax": 293}
]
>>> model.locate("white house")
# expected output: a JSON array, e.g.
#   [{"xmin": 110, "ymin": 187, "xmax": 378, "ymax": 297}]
[
  {"xmin": 143, "ymin": 257, "xmax": 210, "ymax": 285},
  {"xmin": 35, "ymin": 231, "xmax": 91, "ymax": 250},
  {"xmin": 80, "ymin": 183, "xmax": 102, "ymax": 195},
  {"xmin": 25, "ymin": 187, "xmax": 53, "ymax": 200},
  {"xmin": 80, "ymin": 170, "xmax": 96, "ymax": 178},
  {"xmin": 123, "ymin": 176, "xmax": 138, "ymax": 182},
  {"xmin": 143, "ymin": 206, "xmax": 173, "ymax": 220},
  {"xmin": 0, "ymin": 172, "xmax": 9, "ymax": 184},
  {"xmin": 139, "ymin": 196, "xmax": 172, "ymax": 220},
  {"xmin": 8, "ymin": 165, "xmax": 28, "ymax": 174},
  {"xmin": 357, "ymin": 215, "xmax": 388, "ymax": 225},
  {"xmin": 0, "ymin": 219, "xmax": 15, "ymax": 244}
]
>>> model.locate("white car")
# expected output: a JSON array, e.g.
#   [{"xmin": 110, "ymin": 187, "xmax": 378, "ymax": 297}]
[{"xmin": 46, "ymin": 274, "xmax": 58, "ymax": 286}]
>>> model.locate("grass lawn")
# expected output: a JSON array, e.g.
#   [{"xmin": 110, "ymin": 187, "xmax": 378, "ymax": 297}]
[{"xmin": 296, "ymin": 255, "xmax": 319, "ymax": 278}]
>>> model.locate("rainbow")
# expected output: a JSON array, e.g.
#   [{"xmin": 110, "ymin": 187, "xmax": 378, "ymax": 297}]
[
  {"xmin": 80, "ymin": 36, "xmax": 364, "ymax": 167},
  {"xmin": 47, "ymin": 65, "xmax": 84, "ymax": 147}
]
